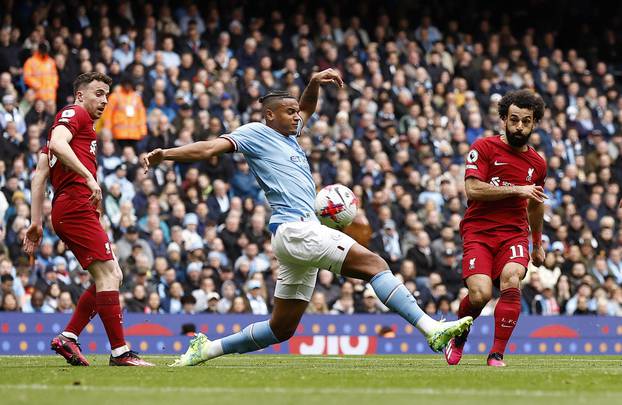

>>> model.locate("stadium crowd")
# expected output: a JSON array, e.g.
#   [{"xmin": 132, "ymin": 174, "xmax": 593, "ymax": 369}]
[{"xmin": 0, "ymin": 1, "xmax": 621, "ymax": 318}]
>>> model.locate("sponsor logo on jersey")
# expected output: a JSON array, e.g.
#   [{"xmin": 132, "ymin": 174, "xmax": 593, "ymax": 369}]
[
  {"xmin": 494, "ymin": 161, "xmax": 508, "ymax": 166},
  {"xmin": 465, "ymin": 164, "xmax": 478, "ymax": 170},
  {"xmin": 489, "ymin": 176, "xmax": 514, "ymax": 187}
]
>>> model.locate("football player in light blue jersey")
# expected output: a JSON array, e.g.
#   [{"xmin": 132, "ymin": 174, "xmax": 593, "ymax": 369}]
[{"xmin": 143, "ymin": 69, "xmax": 473, "ymax": 366}]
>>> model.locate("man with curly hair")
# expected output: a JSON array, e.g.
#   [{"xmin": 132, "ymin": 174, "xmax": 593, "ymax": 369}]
[{"xmin": 445, "ymin": 89, "xmax": 547, "ymax": 367}]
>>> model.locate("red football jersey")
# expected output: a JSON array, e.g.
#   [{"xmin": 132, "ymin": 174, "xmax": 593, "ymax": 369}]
[
  {"xmin": 460, "ymin": 135, "xmax": 547, "ymax": 236},
  {"xmin": 45, "ymin": 105, "xmax": 97, "ymax": 200}
]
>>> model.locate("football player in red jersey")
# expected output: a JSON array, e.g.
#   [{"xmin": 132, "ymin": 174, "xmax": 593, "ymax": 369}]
[
  {"xmin": 23, "ymin": 72, "xmax": 153, "ymax": 366},
  {"xmin": 444, "ymin": 90, "xmax": 547, "ymax": 367}
]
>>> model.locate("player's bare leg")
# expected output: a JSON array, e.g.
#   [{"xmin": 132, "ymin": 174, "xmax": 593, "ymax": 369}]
[
  {"xmin": 446, "ymin": 274, "xmax": 492, "ymax": 365},
  {"xmin": 90, "ymin": 260, "xmax": 154, "ymax": 366},
  {"xmin": 341, "ymin": 244, "xmax": 472, "ymax": 352},
  {"xmin": 171, "ymin": 298, "xmax": 307, "ymax": 366},
  {"xmin": 487, "ymin": 263, "xmax": 525, "ymax": 367}
]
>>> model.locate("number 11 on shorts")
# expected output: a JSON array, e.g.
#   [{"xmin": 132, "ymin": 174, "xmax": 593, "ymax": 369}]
[{"xmin": 509, "ymin": 245, "xmax": 525, "ymax": 259}]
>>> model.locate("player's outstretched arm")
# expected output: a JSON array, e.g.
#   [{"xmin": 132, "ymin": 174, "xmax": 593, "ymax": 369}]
[
  {"xmin": 143, "ymin": 138, "xmax": 234, "ymax": 171},
  {"xmin": 465, "ymin": 178, "xmax": 547, "ymax": 202},
  {"xmin": 299, "ymin": 68, "xmax": 344, "ymax": 126},
  {"xmin": 23, "ymin": 152, "xmax": 49, "ymax": 256},
  {"xmin": 49, "ymin": 126, "xmax": 102, "ymax": 205},
  {"xmin": 527, "ymin": 199, "xmax": 545, "ymax": 266}
]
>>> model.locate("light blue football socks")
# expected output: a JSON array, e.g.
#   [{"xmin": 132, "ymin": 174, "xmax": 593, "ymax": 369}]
[
  {"xmin": 370, "ymin": 270, "xmax": 436, "ymax": 333},
  {"xmin": 221, "ymin": 320, "xmax": 280, "ymax": 354}
]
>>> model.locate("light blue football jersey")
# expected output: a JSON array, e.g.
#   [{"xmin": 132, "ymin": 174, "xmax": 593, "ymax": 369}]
[{"xmin": 221, "ymin": 122, "xmax": 319, "ymax": 227}]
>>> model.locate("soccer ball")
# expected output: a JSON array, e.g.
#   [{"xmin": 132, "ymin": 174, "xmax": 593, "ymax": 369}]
[{"xmin": 314, "ymin": 184, "xmax": 358, "ymax": 229}]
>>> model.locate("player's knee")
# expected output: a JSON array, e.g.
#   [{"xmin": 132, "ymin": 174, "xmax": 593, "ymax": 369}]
[
  {"xmin": 469, "ymin": 288, "xmax": 492, "ymax": 308},
  {"xmin": 271, "ymin": 323, "xmax": 297, "ymax": 342},
  {"xmin": 95, "ymin": 261, "xmax": 123, "ymax": 288},
  {"xmin": 501, "ymin": 266, "xmax": 524, "ymax": 288},
  {"xmin": 367, "ymin": 252, "xmax": 389, "ymax": 273}
]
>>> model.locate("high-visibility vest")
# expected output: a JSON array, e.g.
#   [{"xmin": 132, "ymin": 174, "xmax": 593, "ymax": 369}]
[
  {"xmin": 102, "ymin": 88, "xmax": 147, "ymax": 140},
  {"xmin": 23, "ymin": 53, "xmax": 58, "ymax": 102}
]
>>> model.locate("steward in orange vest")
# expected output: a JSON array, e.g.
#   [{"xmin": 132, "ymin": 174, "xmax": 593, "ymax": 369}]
[
  {"xmin": 23, "ymin": 43, "xmax": 58, "ymax": 102},
  {"xmin": 102, "ymin": 76, "xmax": 147, "ymax": 141}
]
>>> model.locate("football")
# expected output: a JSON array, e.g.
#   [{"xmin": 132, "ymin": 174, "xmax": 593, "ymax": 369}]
[{"xmin": 314, "ymin": 184, "xmax": 358, "ymax": 229}]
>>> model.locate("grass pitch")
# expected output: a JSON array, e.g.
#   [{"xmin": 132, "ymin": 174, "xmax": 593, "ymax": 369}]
[{"xmin": 1, "ymin": 355, "xmax": 621, "ymax": 405}]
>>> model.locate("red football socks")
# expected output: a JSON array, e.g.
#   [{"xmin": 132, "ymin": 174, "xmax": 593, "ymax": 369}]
[
  {"xmin": 458, "ymin": 294, "xmax": 484, "ymax": 320},
  {"xmin": 65, "ymin": 284, "xmax": 97, "ymax": 337},
  {"xmin": 491, "ymin": 287, "xmax": 521, "ymax": 355},
  {"xmin": 456, "ymin": 294, "xmax": 484, "ymax": 344},
  {"xmin": 96, "ymin": 290, "xmax": 127, "ymax": 350}
]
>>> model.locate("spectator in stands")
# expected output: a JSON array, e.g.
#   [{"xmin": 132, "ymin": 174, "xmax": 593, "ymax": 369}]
[
  {"xmin": 101, "ymin": 75, "xmax": 147, "ymax": 148},
  {"xmin": 228, "ymin": 295, "xmax": 252, "ymax": 314},
  {"xmin": 217, "ymin": 279, "xmax": 237, "ymax": 314},
  {"xmin": 306, "ymin": 291, "xmax": 330, "ymax": 314},
  {"xmin": 23, "ymin": 42, "xmax": 58, "ymax": 102},
  {"xmin": 145, "ymin": 291, "xmax": 164, "ymax": 314},
  {"xmin": 1, "ymin": 291, "xmax": 18, "ymax": 311},
  {"xmin": 0, "ymin": 94, "xmax": 26, "ymax": 136}
]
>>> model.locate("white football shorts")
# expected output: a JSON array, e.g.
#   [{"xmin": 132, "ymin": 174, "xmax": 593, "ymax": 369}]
[{"xmin": 271, "ymin": 221, "xmax": 357, "ymax": 301}]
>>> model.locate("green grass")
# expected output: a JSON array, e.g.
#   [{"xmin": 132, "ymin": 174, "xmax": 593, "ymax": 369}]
[{"xmin": 1, "ymin": 355, "xmax": 621, "ymax": 405}]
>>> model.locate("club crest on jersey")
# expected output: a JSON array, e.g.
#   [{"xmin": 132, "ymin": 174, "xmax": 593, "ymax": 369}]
[
  {"xmin": 526, "ymin": 167, "xmax": 534, "ymax": 182},
  {"xmin": 90, "ymin": 140, "xmax": 97, "ymax": 155},
  {"xmin": 105, "ymin": 242, "xmax": 111, "ymax": 255},
  {"xmin": 469, "ymin": 258, "xmax": 476, "ymax": 270}
]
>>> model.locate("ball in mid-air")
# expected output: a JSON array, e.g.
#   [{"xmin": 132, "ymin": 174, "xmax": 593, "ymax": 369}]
[{"xmin": 314, "ymin": 184, "xmax": 358, "ymax": 229}]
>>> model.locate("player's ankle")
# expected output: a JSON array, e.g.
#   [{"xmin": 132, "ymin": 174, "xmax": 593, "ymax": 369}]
[
  {"xmin": 415, "ymin": 314, "xmax": 438, "ymax": 336},
  {"xmin": 61, "ymin": 331, "xmax": 79, "ymax": 341},
  {"xmin": 111, "ymin": 345, "xmax": 130, "ymax": 357}
]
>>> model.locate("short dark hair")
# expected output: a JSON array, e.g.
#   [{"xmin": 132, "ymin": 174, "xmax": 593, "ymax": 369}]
[
  {"xmin": 73, "ymin": 72, "xmax": 113, "ymax": 96},
  {"xmin": 258, "ymin": 91, "xmax": 295, "ymax": 104},
  {"xmin": 259, "ymin": 91, "xmax": 297, "ymax": 114},
  {"xmin": 498, "ymin": 89, "xmax": 545, "ymax": 122}
]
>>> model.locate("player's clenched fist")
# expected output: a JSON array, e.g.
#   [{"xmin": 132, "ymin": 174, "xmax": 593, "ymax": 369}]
[
  {"xmin": 143, "ymin": 149, "xmax": 164, "ymax": 172},
  {"xmin": 311, "ymin": 68, "xmax": 344, "ymax": 88}
]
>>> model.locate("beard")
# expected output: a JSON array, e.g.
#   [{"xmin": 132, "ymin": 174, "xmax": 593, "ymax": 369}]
[{"xmin": 505, "ymin": 124, "xmax": 532, "ymax": 148}]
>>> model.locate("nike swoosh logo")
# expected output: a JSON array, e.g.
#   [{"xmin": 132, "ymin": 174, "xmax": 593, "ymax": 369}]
[{"xmin": 494, "ymin": 161, "xmax": 509, "ymax": 166}]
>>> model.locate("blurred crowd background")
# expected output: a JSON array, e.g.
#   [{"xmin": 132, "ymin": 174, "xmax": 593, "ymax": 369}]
[{"xmin": 0, "ymin": 0, "xmax": 621, "ymax": 317}]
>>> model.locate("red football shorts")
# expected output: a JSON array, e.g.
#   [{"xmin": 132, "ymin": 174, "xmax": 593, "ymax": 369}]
[
  {"xmin": 461, "ymin": 232, "xmax": 530, "ymax": 281},
  {"xmin": 51, "ymin": 193, "xmax": 113, "ymax": 269}
]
